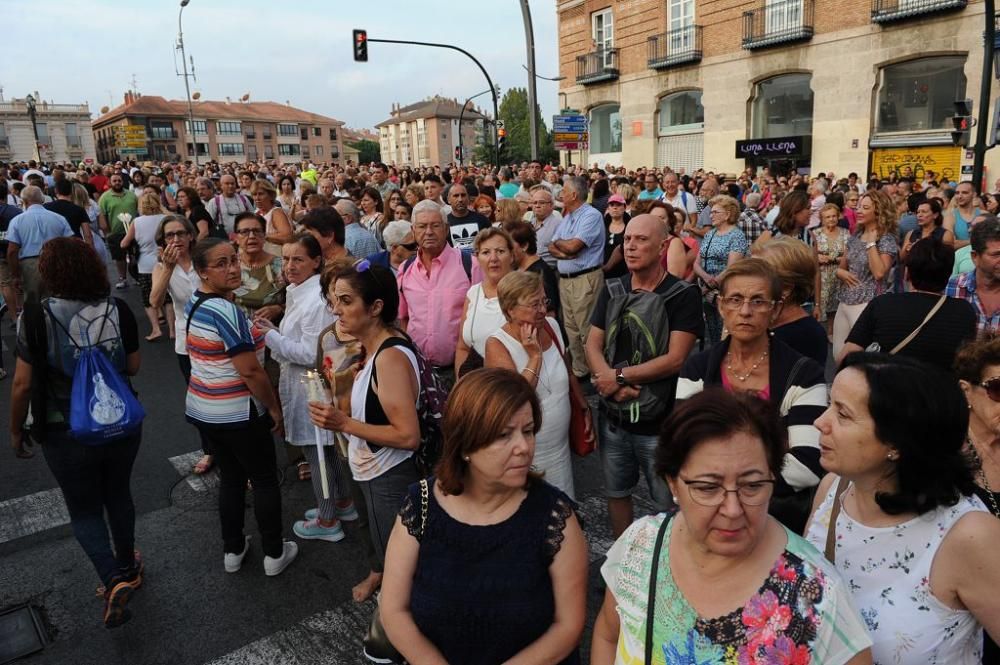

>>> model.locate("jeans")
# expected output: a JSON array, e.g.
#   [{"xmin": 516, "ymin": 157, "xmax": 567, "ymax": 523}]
[
  {"xmin": 358, "ymin": 459, "xmax": 420, "ymax": 566},
  {"xmin": 599, "ymin": 418, "xmax": 673, "ymax": 510},
  {"xmin": 42, "ymin": 429, "xmax": 141, "ymax": 586},
  {"xmin": 177, "ymin": 354, "xmax": 213, "ymax": 456},
  {"xmin": 199, "ymin": 418, "xmax": 284, "ymax": 558}
]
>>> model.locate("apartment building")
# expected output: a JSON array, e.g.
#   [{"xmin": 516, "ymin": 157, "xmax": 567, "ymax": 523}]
[
  {"xmin": 92, "ymin": 93, "xmax": 346, "ymax": 165},
  {"xmin": 376, "ymin": 96, "xmax": 488, "ymax": 167},
  {"xmin": 558, "ymin": 0, "xmax": 993, "ymax": 181},
  {"xmin": 0, "ymin": 93, "xmax": 95, "ymax": 164}
]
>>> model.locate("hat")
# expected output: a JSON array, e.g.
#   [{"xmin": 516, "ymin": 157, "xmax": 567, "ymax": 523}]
[
  {"xmin": 543, "ymin": 165, "xmax": 553, "ymax": 172},
  {"xmin": 608, "ymin": 194, "xmax": 626, "ymax": 204}
]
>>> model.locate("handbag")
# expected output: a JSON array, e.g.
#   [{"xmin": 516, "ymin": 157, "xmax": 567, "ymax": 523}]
[
  {"xmin": 543, "ymin": 319, "xmax": 596, "ymax": 456},
  {"xmin": 362, "ymin": 479, "xmax": 429, "ymax": 664}
]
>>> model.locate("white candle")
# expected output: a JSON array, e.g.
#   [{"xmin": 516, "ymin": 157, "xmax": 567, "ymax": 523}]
[{"xmin": 304, "ymin": 371, "xmax": 331, "ymax": 500}]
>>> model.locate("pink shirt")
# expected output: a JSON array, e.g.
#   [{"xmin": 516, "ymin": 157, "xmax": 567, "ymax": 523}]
[{"xmin": 398, "ymin": 245, "xmax": 480, "ymax": 367}]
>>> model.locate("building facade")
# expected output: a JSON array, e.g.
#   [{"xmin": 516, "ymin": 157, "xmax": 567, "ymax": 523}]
[
  {"xmin": 376, "ymin": 96, "xmax": 488, "ymax": 167},
  {"xmin": 558, "ymin": 0, "xmax": 996, "ymax": 183},
  {"xmin": 0, "ymin": 94, "xmax": 96, "ymax": 164},
  {"xmin": 92, "ymin": 93, "xmax": 346, "ymax": 165}
]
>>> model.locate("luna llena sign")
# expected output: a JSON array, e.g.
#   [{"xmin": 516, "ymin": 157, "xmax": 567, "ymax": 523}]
[{"xmin": 735, "ymin": 136, "xmax": 810, "ymax": 159}]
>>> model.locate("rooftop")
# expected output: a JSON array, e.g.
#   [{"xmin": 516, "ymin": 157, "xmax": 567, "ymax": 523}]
[
  {"xmin": 376, "ymin": 95, "xmax": 488, "ymax": 128},
  {"xmin": 93, "ymin": 94, "xmax": 345, "ymax": 128}
]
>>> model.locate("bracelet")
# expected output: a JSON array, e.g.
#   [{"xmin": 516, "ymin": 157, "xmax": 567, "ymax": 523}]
[{"xmin": 523, "ymin": 367, "xmax": 539, "ymax": 378}]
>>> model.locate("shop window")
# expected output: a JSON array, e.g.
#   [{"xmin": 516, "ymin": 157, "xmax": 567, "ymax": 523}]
[
  {"xmin": 875, "ymin": 56, "xmax": 966, "ymax": 133},
  {"xmin": 658, "ymin": 91, "xmax": 704, "ymax": 134},
  {"xmin": 751, "ymin": 73, "xmax": 813, "ymax": 138},
  {"xmin": 590, "ymin": 104, "xmax": 622, "ymax": 154}
]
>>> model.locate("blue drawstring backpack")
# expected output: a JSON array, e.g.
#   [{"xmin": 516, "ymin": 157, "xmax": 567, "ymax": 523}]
[{"xmin": 46, "ymin": 300, "xmax": 145, "ymax": 445}]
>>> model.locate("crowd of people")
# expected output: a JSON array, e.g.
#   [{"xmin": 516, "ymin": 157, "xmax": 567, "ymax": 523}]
[{"xmin": 4, "ymin": 154, "xmax": 1000, "ymax": 664}]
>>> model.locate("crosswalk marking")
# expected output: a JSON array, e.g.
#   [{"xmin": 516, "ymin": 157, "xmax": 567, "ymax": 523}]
[
  {"xmin": 168, "ymin": 451, "xmax": 220, "ymax": 492},
  {"xmin": 0, "ymin": 488, "xmax": 70, "ymax": 545}
]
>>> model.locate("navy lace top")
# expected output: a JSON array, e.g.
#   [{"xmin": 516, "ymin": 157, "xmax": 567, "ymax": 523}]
[{"xmin": 399, "ymin": 477, "xmax": 580, "ymax": 665}]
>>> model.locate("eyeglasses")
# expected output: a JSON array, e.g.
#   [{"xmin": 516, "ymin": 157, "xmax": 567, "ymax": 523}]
[
  {"xmin": 978, "ymin": 376, "xmax": 1000, "ymax": 402},
  {"xmin": 163, "ymin": 231, "xmax": 190, "ymax": 240},
  {"xmin": 235, "ymin": 228, "xmax": 264, "ymax": 237},
  {"xmin": 679, "ymin": 477, "xmax": 776, "ymax": 507},
  {"xmin": 719, "ymin": 296, "xmax": 776, "ymax": 312},
  {"xmin": 710, "ymin": 209, "xmax": 728, "ymax": 216},
  {"xmin": 518, "ymin": 297, "xmax": 551, "ymax": 311}
]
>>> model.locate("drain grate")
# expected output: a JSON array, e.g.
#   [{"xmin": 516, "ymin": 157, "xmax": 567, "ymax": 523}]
[{"xmin": 0, "ymin": 605, "xmax": 46, "ymax": 664}]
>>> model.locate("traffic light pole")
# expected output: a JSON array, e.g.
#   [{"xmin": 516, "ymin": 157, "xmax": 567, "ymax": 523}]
[
  {"xmin": 458, "ymin": 88, "xmax": 494, "ymax": 166},
  {"xmin": 366, "ymin": 37, "xmax": 501, "ymax": 169},
  {"xmin": 974, "ymin": 0, "xmax": 996, "ymax": 191}
]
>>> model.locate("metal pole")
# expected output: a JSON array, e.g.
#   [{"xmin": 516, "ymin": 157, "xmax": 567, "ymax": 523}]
[
  {"xmin": 520, "ymin": 0, "xmax": 538, "ymax": 161},
  {"xmin": 974, "ymin": 0, "xmax": 996, "ymax": 191},
  {"xmin": 459, "ymin": 88, "xmax": 494, "ymax": 166},
  {"xmin": 178, "ymin": 0, "xmax": 198, "ymax": 168},
  {"xmin": 368, "ymin": 38, "xmax": 501, "ymax": 169},
  {"xmin": 25, "ymin": 94, "xmax": 40, "ymax": 162}
]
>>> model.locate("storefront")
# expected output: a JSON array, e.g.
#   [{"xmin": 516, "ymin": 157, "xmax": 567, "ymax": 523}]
[
  {"xmin": 735, "ymin": 135, "xmax": 812, "ymax": 175},
  {"xmin": 742, "ymin": 73, "xmax": 814, "ymax": 174}
]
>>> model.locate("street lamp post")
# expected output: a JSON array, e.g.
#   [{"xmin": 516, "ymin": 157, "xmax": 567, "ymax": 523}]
[
  {"xmin": 519, "ymin": 0, "xmax": 539, "ymax": 161},
  {"xmin": 178, "ymin": 0, "xmax": 199, "ymax": 167},
  {"xmin": 25, "ymin": 94, "xmax": 40, "ymax": 162},
  {"xmin": 458, "ymin": 88, "xmax": 495, "ymax": 166}
]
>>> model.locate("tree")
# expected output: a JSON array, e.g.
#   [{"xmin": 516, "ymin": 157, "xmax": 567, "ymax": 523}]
[
  {"xmin": 348, "ymin": 139, "xmax": 380, "ymax": 164},
  {"xmin": 472, "ymin": 87, "xmax": 557, "ymax": 166}
]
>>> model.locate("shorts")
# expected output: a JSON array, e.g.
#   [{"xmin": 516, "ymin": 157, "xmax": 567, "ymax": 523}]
[
  {"xmin": 107, "ymin": 233, "xmax": 126, "ymax": 261},
  {"xmin": 136, "ymin": 273, "xmax": 153, "ymax": 307},
  {"xmin": 599, "ymin": 416, "xmax": 673, "ymax": 510}
]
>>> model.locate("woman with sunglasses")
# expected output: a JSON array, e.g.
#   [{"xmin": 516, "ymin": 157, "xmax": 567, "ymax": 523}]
[
  {"xmin": 677, "ymin": 259, "xmax": 827, "ymax": 533},
  {"xmin": 807, "ymin": 353, "xmax": 1000, "ymax": 665},
  {"xmin": 592, "ymin": 389, "xmax": 872, "ymax": 664}
]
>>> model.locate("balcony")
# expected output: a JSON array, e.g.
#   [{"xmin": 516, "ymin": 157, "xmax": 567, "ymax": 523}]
[
  {"xmin": 648, "ymin": 26, "xmax": 703, "ymax": 69},
  {"xmin": 246, "ymin": 132, "xmax": 256, "ymax": 140},
  {"xmin": 576, "ymin": 48, "xmax": 619, "ymax": 85},
  {"xmin": 149, "ymin": 128, "xmax": 178, "ymax": 140},
  {"xmin": 870, "ymin": 0, "xmax": 967, "ymax": 23},
  {"xmin": 743, "ymin": 0, "xmax": 814, "ymax": 50}
]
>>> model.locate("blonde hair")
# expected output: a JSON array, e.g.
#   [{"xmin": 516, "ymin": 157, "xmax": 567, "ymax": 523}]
[
  {"xmin": 497, "ymin": 270, "xmax": 543, "ymax": 319},
  {"xmin": 250, "ymin": 178, "xmax": 276, "ymax": 200},
  {"xmin": 755, "ymin": 237, "xmax": 815, "ymax": 305},
  {"xmin": 860, "ymin": 190, "xmax": 899, "ymax": 238},
  {"xmin": 495, "ymin": 199, "xmax": 523, "ymax": 226},
  {"xmin": 708, "ymin": 194, "xmax": 740, "ymax": 226},
  {"xmin": 138, "ymin": 191, "xmax": 162, "ymax": 216},
  {"xmin": 617, "ymin": 183, "xmax": 636, "ymax": 207},
  {"xmin": 819, "ymin": 203, "xmax": 841, "ymax": 225}
]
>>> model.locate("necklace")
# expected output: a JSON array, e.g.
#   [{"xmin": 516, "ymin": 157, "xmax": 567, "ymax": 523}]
[
  {"xmin": 725, "ymin": 349, "xmax": 768, "ymax": 382},
  {"xmin": 967, "ymin": 436, "xmax": 1000, "ymax": 517}
]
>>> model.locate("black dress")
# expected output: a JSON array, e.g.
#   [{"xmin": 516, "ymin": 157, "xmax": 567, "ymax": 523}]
[
  {"xmin": 603, "ymin": 212, "xmax": 630, "ymax": 280},
  {"xmin": 399, "ymin": 478, "xmax": 580, "ymax": 665}
]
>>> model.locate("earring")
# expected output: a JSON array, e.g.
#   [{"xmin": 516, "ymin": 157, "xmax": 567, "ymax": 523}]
[
  {"xmin": 462, "ymin": 455, "xmax": 470, "ymax": 462},
  {"xmin": 672, "ymin": 496, "xmax": 678, "ymax": 503},
  {"xmin": 887, "ymin": 452, "xmax": 897, "ymax": 461}
]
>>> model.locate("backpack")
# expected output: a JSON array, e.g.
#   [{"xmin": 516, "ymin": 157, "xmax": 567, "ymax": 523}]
[
  {"xmin": 44, "ymin": 299, "xmax": 145, "ymax": 445},
  {"xmin": 210, "ymin": 194, "xmax": 251, "ymax": 239},
  {"xmin": 601, "ymin": 276, "xmax": 691, "ymax": 425},
  {"xmin": 402, "ymin": 248, "xmax": 472, "ymax": 281}
]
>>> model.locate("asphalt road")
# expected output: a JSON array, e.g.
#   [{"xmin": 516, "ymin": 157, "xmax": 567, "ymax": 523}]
[{"xmin": 0, "ymin": 283, "xmax": 652, "ymax": 665}]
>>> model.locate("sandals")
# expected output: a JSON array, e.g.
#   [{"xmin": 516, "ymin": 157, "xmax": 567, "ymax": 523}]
[
  {"xmin": 297, "ymin": 461, "xmax": 312, "ymax": 481},
  {"xmin": 192, "ymin": 455, "xmax": 214, "ymax": 475}
]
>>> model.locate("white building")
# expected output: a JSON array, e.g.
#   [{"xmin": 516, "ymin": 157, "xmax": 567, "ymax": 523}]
[{"xmin": 0, "ymin": 93, "xmax": 96, "ymax": 164}]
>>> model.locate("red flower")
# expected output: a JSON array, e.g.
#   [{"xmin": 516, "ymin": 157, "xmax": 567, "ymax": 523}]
[{"xmin": 743, "ymin": 590, "xmax": 792, "ymax": 648}]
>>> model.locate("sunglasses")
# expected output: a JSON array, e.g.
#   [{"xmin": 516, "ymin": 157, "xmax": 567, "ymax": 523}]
[
  {"xmin": 400, "ymin": 242, "xmax": 418, "ymax": 251},
  {"xmin": 978, "ymin": 377, "xmax": 1000, "ymax": 402}
]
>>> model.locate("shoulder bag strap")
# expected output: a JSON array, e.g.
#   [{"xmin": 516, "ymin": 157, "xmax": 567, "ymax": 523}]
[
  {"xmin": 645, "ymin": 515, "xmax": 672, "ymax": 665},
  {"xmin": 889, "ymin": 295, "xmax": 947, "ymax": 355},
  {"xmin": 419, "ymin": 478, "xmax": 429, "ymax": 537},
  {"xmin": 825, "ymin": 477, "xmax": 850, "ymax": 564},
  {"xmin": 781, "ymin": 355, "xmax": 809, "ymax": 403},
  {"xmin": 185, "ymin": 292, "xmax": 224, "ymax": 339}
]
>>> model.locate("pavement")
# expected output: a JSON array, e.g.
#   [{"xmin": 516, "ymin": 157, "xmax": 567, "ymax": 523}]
[{"xmin": 0, "ymin": 282, "xmax": 656, "ymax": 665}]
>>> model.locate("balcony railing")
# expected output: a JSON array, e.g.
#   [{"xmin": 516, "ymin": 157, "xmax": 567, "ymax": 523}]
[
  {"xmin": 743, "ymin": 0, "xmax": 814, "ymax": 50},
  {"xmin": 576, "ymin": 48, "xmax": 619, "ymax": 85},
  {"xmin": 648, "ymin": 26, "xmax": 703, "ymax": 69},
  {"xmin": 149, "ymin": 128, "xmax": 178, "ymax": 140},
  {"xmin": 870, "ymin": 0, "xmax": 967, "ymax": 23},
  {"xmin": 246, "ymin": 132, "xmax": 256, "ymax": 140},
  {"xmin": 0, "ymin": 140, "xmax": 10, "ymax": 154}
]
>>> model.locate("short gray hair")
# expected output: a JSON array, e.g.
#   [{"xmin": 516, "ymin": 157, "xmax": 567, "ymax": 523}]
[
  {"xmin": 383, "ymin": 220, "xmax": 412, "ymax": 248},
  {"xmin": 745, "ymin": 192, "xmax": 762, "ymax": 208},
  {"xmin": 21, "ymin": 185, "xmax": 45, "ymax": 205},
  {"xmin": 564, "ymin": 176, "xmax": 589, "ymax": 202},
  {"xmin": 412, "ymin": 199, "xmax": 445, "ymax": 224},
  {"xmin": 335, "ymin": 198, "xmax": 360, "ymax": 221}
]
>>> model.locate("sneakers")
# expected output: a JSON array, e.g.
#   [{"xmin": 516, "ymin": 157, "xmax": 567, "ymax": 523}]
[
  {"xmin": 304, "ymin": 502, "xmax": 359, "ymax": 522},
  {"xmin": 263, "ymin": 540, "xmax": 299, "ymax": 577},
  {"xmin": 224, "ymin": 535, "xmax": 251, "ymax": 573},
  {"xmin": 103, "ymin": 571, "xmax": 142, "ymax": 629},
  {"xmin": 293, "ymin": 518, "xmax": 345, "ymax": 542},
  {"xmin": 115, "ymin": 280, "xmax": 128, "ymax": 289}
]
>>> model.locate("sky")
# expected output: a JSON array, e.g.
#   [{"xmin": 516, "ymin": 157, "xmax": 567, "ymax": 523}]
[{"xmin": 2, "ymin": 0, "xmax": 564, "ymax": 132}]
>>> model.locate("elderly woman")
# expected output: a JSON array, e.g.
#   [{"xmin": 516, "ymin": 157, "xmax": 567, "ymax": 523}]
[
  {"xmin": 121, "ymin": 192, "xmax": 169, "ymax": 341},
  {"xmin": 693, "ymin": 194, "xmax": 749, "ymax": 345},
  {"xmin": 495, "ymin": 198, "xmax": 522, "ymax": 227},
  {"xmin": 472, "ymin": 194, "xmax": 497, "ymax": 224},
  {"xmin": 503, "ymin": 220, "xmax": 560, "ymax": 320},
  {"xmin": 812, "ymin": 203, "xmax": 850, "ymax": 330},
  {"xmin": 381, "ymin": 368, "xmax": 587, "ymax": 665},
  {"xmin": 232, "ymin": 212, "xmax": 284, "ymax": 322},
  {"xmin": 756, "ymin": 236, "xmax": 829, "ymax": 365},
  {"xmin": 807, "ymin": 353, "xmax": 1000, "ymax": 665},
  {"xmin": 593, "ymin": 389, "xmax": 873, "ymax": 664},
  {"xmin": 677, "ymin": 259, "xmax": 827, "ymax": 533},
  {"xmin": 485, "ymin": 271, "xmax": 573, "ymax": 497},
  {"xmin": 369, "ymin": 220, "xmax": 416, "ymax": 275},
  {"xmin": 251, "ymin": 179, "xmax": 294, "ymax": 256},
  {"xmin": 455, "ymin": 227, "xmax": 516, "ymax": 378},
  {"xmin": 403, "ymin": 183, "xmax": 425, "ymax": 208},
  {"xmin": 832, "ymin": 190, "xmax": 899, "ymax": 360}
]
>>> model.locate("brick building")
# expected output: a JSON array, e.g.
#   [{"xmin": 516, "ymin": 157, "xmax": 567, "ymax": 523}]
[
  {"xmin": 558, "ymin": 0, "xmax": 995, "ymax": 182},
  {"xmin": 0, "ymin": 93, "xmax": 95, "ymax": 164},
  {"xmin": 92, "ymin": 93, "xmax": 346, "ymax": 165},
  {"xmin": 376, "ymin": 96, "xmax": 488, "ymax": 167}
]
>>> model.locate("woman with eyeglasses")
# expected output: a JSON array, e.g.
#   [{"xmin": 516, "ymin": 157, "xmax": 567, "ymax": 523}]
[
  {"xmin": 692, "ymin": 194, "xmax": 749, "ymax": 346},
  {"xmin": 485, "ymin": 271, "xmax": 574, "ymax": 498},
  {"xmin": 677, "ymin": 259, "xmax": 827, "ymax": 533},
  {"xmin": 592, "ymin": 388, "xmax": 873, "ymax": 665},
  {"xmin": 232, "ymin": 212, "xmax": 284, "ymax": 322},
  {"xmin": 806, "ymin": 353, "xmax": 1000, "ymax": 665}
]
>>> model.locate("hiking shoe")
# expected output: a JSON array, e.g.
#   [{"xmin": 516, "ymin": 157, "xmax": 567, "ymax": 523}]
[
  {"xmin": 293, "ymin": 518, "xmax": 345, "ymax": 542},
  {"xmin": 103, "ymin": 574, "xmax": 141, "ymax": 628},
  {"xmin": 305, "ymin": 502, "xmax": 359, "ymax": 522},
  {"xmin": 263, "ymin": 540, "xmax": 298, "ymax": 576},
  {"xmin": 119, "ymin": 549, "xmax": 144, "ymax": 585},
  {"xmin": 224, "ymin": 536, "xmax": 251, "ymax": 573}
]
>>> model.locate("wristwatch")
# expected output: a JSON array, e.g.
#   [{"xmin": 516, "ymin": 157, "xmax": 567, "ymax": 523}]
[{"xmin": 616, "ymin": 367, "xmax": 626, "ymax": 386}]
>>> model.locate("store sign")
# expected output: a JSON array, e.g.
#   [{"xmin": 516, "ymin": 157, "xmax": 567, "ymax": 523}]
[
  {"xmin": 735, "ymin": 136, "xmax": 809, "ymax": 159},
  {"xmin": 870, "ymin": 146, "xmax": 960, "ymax": 182}
]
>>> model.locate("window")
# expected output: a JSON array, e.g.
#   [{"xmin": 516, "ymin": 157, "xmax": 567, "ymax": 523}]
[
  {"xmin": 245, "ymin": 124, "xmax": 256, "ymax": 139},
  {"xmin": 247, "ymin": 145, "xmax": 258, "ymax": 160},
  {"xmin": 300, "ymin": 127, "xmax": 309, "ymax": 140},
  {"xmin": 0, "ymin": 124, "xmax": 7, "ymax": 147},
  {"xmin": 765, "ymin": 0, "xmax": 803, "ymax": 33},
  {"xmin": 217, "ymin": 121, "xmax": 242, "ymax": 135},
  {"xmin": 149, "ymin": 122, "xmax": 174, "ymax": 140},
  {"xmin": 329, "ymin": 128, "xmax": 338, "ymax": 140},
  {"xmin": 315, "ymin": 145, "xmax": 323, "ymax": 156},
  {"xmin": 65, "ymin": 122, "xmax": 82, "ymax": 147},
  {"xmin": 278, "ymin": 123, "xmax": 298, "ymax": 136},
  {"xmin": 875, "ymin": 56, "xmax": 967, "ymax": 133},
  {"xmin": 278, "ymin": 144, "xmax": 301, "ymax": 156},
  {"xmin": 590, "ymin": 104, "xmax": 622, "ymax": 154},
  {"xmin": 658, "ymin": 91, "xmax": 704, "ymax": 134},
  {"xmin": 264, "ymin": 145, "xmax": 274, "ymax": 159},
  {"xmin": 218, "ymin": 143, "xmax": 245, "ymax": 156},
  {"xmin": 751, "ymin": 73, "xmax": 813, "ymax": 138},
  {"xmin": 186, "ymin": 120, "xmax": 207, "ymax": 134},
  {"xmin": 592, "ymin": 8, "xmax": 614, "ymax": 67},
  {"xmin": 312, "ymin": 127, "xmax": 321, "ymax": 137},
  {"xmin": 167, "ymin": 144, "xmax": 177, "ymax": 154},
  {"xmin": 669, "ymin": 0, "xmax": 695, "ymax": 50},
  {"xmin": 263, "ymin": 125, "xmax": 273, "ymax": 139},
  {"xmin": 36, "ymin": 123, "xmax": 49, "ymax": 144},
  {"xmin": 186, "ymin": 142, "xmax": 209, "ymax": 156}
]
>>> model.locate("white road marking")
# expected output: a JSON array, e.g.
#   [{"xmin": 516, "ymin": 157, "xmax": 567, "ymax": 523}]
[
  {"xmin": 0, "ymin": 488, "xmax": 70, "ymax": 544},
  {"xmin": 168, "ymin": 451, "xmax": 220, "ymax": 492}
]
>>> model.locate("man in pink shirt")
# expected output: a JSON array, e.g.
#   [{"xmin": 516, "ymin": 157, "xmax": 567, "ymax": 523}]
[{"xmin": 398, "ymin": 200, "xmax": 479, "ymax": 389}]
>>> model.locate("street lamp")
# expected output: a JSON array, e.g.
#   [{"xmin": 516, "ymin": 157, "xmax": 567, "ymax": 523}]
[
  {"xmin": 519, "ymin": 0, "xmax": 539, "ymax": 160},
  {"xmin": 458, "ymin": 88, "xmax": 495, "ymax": 166},
  {"xmin": 177, "ymin": 0, "xmax": 199, "ymax": 167},
  {"xmin": 25, "ymin": 94, "xmax": 40, "ymax": 162}
]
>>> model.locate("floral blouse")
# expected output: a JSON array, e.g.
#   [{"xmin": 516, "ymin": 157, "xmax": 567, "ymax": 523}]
[
  {"xmin": 837, "ymin": 234, "xmax": 898, "ymax": 306},
  {"xmin": 602, "ymin": 512, "xmax": 871, "ymax": 665}
]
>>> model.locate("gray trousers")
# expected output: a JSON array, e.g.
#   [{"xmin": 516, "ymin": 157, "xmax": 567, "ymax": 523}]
[
  {"xmin": 300, "ymin": 444, "xmax": 350, "ymax": 521},
  {"xmin": 358, "ymin": 458, "xmax": 420, "ymax": 566}
]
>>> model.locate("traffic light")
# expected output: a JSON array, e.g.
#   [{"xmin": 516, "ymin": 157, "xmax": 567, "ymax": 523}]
[
  {"xmin": 454, "ymin": 146, "xmax": 461, "ymax": 161},
  {"xmin": 353, "ymin": 29, "xmax": 368, "ymax": 62},
  {"xmin": 497, "ymin": 126, "xmax": 507, "ymax": 153},
  {"xmin": 951, "ymin": 98, "xmax": 973, "ymax": 147}
]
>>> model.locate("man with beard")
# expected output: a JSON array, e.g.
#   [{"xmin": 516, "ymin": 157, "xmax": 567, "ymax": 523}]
[
  {"xmin": 947, "ymin": 217, "xmax": 1000, "ymax": 334},
  {"xmin": 98, "ymin": 173, "xmax": 139, "ymax": 288},
  {"xmin": 445, "ymin": 183, "xmax": 490, "ymax": 249}
]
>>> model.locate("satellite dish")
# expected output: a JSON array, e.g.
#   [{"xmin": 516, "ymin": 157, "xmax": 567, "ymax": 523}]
[
  {"xmin": 100, "ymin": 106, "xmax": 110, "ymax": 114},
  {"xmin": 192, "ymin": 92, "xmax": 201, "ymax": 100},
  {"xmin": 241, "ymin": 93, "xmax": 250, "ymax": 102}
]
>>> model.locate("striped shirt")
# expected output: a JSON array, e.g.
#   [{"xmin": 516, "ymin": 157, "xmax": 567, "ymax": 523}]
[{"xmin": 184, "ymin": 292, "xmax": 266, "ymax": 427}]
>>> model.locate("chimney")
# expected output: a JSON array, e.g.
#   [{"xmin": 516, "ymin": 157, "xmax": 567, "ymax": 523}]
[{"xmin": 225, "ymin": 96, "xmax": 231, "ymax": 104}]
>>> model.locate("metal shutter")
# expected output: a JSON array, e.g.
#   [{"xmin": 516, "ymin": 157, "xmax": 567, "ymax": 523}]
[{"xmin": 656, "ymin": 131, "xmax": 703, "ymax": 172}]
